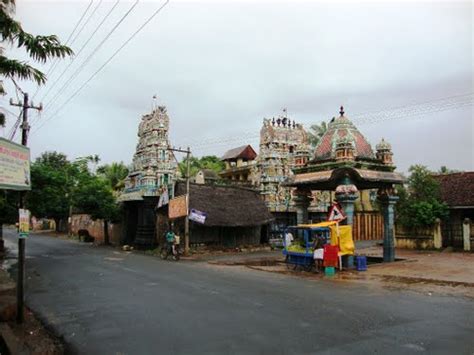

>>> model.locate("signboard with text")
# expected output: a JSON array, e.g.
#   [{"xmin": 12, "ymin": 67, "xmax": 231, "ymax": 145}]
[
  {"xmin": 0, "ymin": 137, "xmax": 31, "ymax": 191},
  {"xmin": 168, "ymin": 194, "xmax": 188, "ymax": 219},
  {"xmin": 19, "ymin": 209, "xmax": 30, "ymax": 238},
  {"xmin": 189, "ymin": 209, "xmax": 207, "ymax": 224}
]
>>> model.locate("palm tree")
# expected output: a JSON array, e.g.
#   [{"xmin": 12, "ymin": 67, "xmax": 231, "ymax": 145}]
[
  {"xmin": 87, "ymin": 154, "xmax": 100, "ymax": 174},
  {"xmin": 0, "ymin": 0, "xmax": 73, "ymax": 95},
  {"xmin": 308, "ymin": 121, "xmax": 328, "ymax": 148},
  {"xmin": 97, "ymin": 162, "xmax": 129, "ymax": 191}
]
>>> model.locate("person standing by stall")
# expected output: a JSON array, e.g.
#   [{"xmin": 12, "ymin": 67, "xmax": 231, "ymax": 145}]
[
  {"xmin": 284, "ymin": 230, "xmax": 294, "ymax": 247},
  {"xmin": 313, "ymin": 237, "xmax": 324, "ymax": 272}
]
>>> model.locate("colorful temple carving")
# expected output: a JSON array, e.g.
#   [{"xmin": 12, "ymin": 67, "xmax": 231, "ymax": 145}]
[
  {"xmin": 287, "ymin": 106, "xmax": 404, "ymax": 261},
  {"xmin": 255, "ymin": 112, "xmax": 311, "ymax": 213},
  {"xmin": 119, "ymin": 105, "xmax": 178, "ymax": 248},
  {"xmin": 121, "ymin": 106, "xmax": 177, "ymax": 201}
]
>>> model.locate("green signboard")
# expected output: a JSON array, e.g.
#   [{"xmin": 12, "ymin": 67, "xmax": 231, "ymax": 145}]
[{"xmin": 0, "ymin": 137, "xmax": 31, "ymax": 191}]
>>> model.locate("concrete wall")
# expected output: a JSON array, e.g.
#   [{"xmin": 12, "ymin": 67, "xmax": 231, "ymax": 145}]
[
  {"xmin": 71, "ymin": 214, "xmax": 122, "ymax": 245},
  {"xmin": 395, "ymin": 223, "xmax": 437, "ymax": 250}
]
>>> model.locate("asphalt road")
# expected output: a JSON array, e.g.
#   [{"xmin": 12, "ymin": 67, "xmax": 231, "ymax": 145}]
[{"xmin": 3, "ymin": 229, "xmax": 474, "ymax": 355}]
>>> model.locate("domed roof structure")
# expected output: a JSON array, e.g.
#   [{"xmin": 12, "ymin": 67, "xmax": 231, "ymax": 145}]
[
  {"xmin": 313, "ymin": 106, "xmax": 375, "ymax": 161},
  {"xmin": 376, "ymin": 138, "xmax": 392, "ymax": 151}
]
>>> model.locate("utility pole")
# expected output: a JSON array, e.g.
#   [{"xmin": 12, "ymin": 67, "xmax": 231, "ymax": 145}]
[
  {"xmin": 10, "ymin": 92, "xmax": 42, "ymax": 324},
  {"xmin": 185, "ymin": 147, "xmax": 190, "ymax": 255},
  {"xmin": 167, "ymin": 146, "xmax": 191, "ymax": 255}
]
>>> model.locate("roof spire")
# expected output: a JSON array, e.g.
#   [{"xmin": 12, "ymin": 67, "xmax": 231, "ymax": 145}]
[{"xmin": 339, "ymin": 105, "xmax": 344, "ymax": 116}]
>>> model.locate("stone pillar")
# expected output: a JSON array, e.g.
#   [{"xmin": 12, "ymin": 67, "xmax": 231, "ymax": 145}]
[
  {"xmin": 293, "ymin": 188, "xmax": 312, "ymax": 225},
  {"xmin": 378, "ymin": 188, "xmax": 399, "ymax": 262},
  {"xmin": 463, "ymin": 218, "xmax": 471, "ymax": 252},
  {"xmin": 433, "ymin": 218, "xmax": 442, "ymax": 249},
  {"xmin": 335, "ymin": 184, "xmax": 358, "ymax": 225}
]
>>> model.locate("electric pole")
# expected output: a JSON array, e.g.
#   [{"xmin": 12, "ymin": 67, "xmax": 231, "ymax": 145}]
[
  {"xmin": 10, "ymin": 92, "xmax": 42, "ymax": 324},
  {"xmin": 167, "ymin": 146, "xmax": 191, "ymax": 255}
]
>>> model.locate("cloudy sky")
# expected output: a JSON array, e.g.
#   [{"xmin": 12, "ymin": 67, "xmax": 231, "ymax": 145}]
[{"xmin": 1, "ymin": 0, "xmax": 472, "ymax": 173}]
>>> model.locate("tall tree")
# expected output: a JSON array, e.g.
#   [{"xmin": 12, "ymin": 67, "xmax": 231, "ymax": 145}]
[
  {"xmin": 307, "ymin": 121, "xmax": 328, "ymax": 148},
  {"xmin": 72, "ymin": 175, "xmax": 120, "ymax": 245},
  {"xmin": 0, "ymin": 0, "xmax": 73, "ymax": 97},
  {"xmin": 396, "ymin": 165, "xmax": 449, "ymax": 229},
  {"xmin": 27, "ymin": 152, "xmax": 72, "ymax": 231},
  {"xmin": 97, "ymin": 162, "xmax": 129, "ymax": 191}
]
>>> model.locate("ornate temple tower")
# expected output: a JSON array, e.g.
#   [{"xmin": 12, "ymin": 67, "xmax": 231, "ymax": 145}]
[
  {"xmin": 255, "ymin": 111, "xmax": 310, "ymax": 216},
  {"xmin": 124, "ymin": 106, "xmax": 177, "ymax": 197},
  {"xmin": 119, "ymin": 105, "xmax": 178, "ymax": 248}
]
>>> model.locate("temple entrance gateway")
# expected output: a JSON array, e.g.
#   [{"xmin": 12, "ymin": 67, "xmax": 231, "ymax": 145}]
[{"xmin": 286, "ymin": 107, "xmax": 404, "ymax": 262}]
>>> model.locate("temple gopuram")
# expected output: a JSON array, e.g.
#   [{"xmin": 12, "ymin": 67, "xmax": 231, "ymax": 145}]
[
  {"xmin": 287, "ymin": 106, "xmax": 404, "ymax": 261},
  {"xmin": 254, "ymin": 111, "xmax": 311, "ymax": 225},
  {"xmin": 118, "ymin": 105, "xmax": 177, "ymax": 247}
]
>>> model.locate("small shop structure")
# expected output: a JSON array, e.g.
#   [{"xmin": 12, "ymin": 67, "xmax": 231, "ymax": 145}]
[
  {"xmin": 286, "ymin": 107, "xmax": 404, "ymax": 262},
  {"xmin": 283, "ymin": 221, "xmax": 358, "ymax": 273},
  {"xmin": 157, "ymin": 182, "xmax": 274, "ymax": 247}
]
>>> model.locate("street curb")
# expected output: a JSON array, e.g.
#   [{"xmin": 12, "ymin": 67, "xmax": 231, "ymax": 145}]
[{"xmin": 0, "ymin": 323, "xmax": 29, "ymax": 355}]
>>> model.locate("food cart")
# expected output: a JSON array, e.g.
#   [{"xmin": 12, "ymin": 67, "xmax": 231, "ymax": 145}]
[{"xmin": 282, "ymin": 221, "xmax": 355, "ymax": 271}]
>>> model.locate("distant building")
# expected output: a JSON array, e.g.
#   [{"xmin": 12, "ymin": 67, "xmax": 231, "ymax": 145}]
[
  {"xmin": 118, "ymin": 105, "xmax": 178, "ymax": 248},
  {"xmin": 194, "ymin": 169, "xmax": 219, "ymax": 185},
  {"xmin": 219, "ymin": 145, "xmax": 257, "ymax": 185},
  {"xmin": 433, "ymin": 172, "xmax": 474, "ymax": 248}
]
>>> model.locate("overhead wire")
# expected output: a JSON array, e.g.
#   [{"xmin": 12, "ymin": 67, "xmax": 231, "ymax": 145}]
[
  {"xmin": 175, "ymin": 93, "xmax": 474, "ymax": 154},
  {"xmin": 32, "ymin": 0, "xmax": 95, "ymax": 100},
  {"xmin": 8, "ymin": 111, "xmax": 22, "ymax": 141},
  {"xmin": 39, "ymin": 0, "xmax": 141, "ymax": 115},
  {"xmin": 33, "ymin": 0, "xmax": 171, "ymax": 134},
  {"xmin": 68, "ymin": 0, "xmax": 104, "ymax": 48},
  {"xmin": 31, "ymin": 0, "xmax": 119, "ymax": 127}
]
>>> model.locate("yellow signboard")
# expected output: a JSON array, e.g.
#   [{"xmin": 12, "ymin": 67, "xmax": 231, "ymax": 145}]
[
  {"xmin": 0, "ymin": 137, "xmax": 31, "ymax": 191},
  {"xmin": 169, "ymin": 194, "xmax": 188, "ymax": 219}
]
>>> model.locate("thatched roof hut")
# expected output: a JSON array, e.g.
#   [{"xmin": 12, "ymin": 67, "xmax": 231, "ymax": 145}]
[
  {"xmin": 175, "ymin": 182, "xmax": 273, "ymax": 227},
  {"xmin": 156, "ymin": 182, "xmax": 274, "ymax": 247}
]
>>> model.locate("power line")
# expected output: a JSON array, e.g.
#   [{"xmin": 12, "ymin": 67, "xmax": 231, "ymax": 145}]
[
  {"xmin": 8, "ymin": 111, "xmax": 22, "ymax": 141},
  {"xmin": 68, "ymin": 0, "xmax": 104, "ymax": 48},
  {"xmin": 33, "ymin": 0, "xmax": 95, "ymax": 100},
  {"xmin": 175, "ymin": 93, "xmax": 473, "ymax": 152},
  {"xmin": 33, "ymin": 0, "xmax": 171, "ymax": 134},
  {"xmin": 40, "ymin": 0, "xmax": 141, "ymax": 114},
  {"xmin": 35, "ymin": 0, "xmax": 119, "ymax": 114}
]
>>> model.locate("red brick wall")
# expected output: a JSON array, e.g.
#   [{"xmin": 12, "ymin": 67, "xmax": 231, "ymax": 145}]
[{"xmin": 71, "ymin": 214, "xmax": 122, "ymax": 245}]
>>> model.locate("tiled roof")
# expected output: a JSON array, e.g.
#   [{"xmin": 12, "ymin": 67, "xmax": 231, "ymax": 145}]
[
  {"xmin": 221, "ymin": 145, "xmax": 257, "ymax": 161},
  {"xmin": 433, "ymin": 172, "xmax": 474, "ymax": 207},
  {"xmin": 313, "ymin": 114, "xmax": 374, "ymax": 161}
]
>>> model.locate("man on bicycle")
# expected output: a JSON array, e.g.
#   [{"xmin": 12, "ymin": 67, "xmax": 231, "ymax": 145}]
[{"xmin": 165, "ymin": 228, "xmax": 175, "ymax": 253}]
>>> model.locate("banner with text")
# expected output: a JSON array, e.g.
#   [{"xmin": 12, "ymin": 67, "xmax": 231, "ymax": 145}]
[
  {"xmin": 189, "ymin": 209, "xmax": 207, "ymax": 224},
  {"xmin": 0, "ymin": 137, "xmax": 31, "ymax": 191}
]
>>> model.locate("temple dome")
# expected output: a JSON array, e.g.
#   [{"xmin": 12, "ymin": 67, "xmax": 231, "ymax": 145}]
[
  {"xmin": 376, "ymin": 138, "xmax": 392, "ymax": 151},
  {"xmin": 313, "ymin": 106, "xmax": 375, "ymax": 161}
]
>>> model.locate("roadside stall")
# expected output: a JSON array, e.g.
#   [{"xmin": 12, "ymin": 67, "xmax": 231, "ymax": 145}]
[{"xmin": 282, "ymin": 221, "xmax": 355, "ymax": 272}]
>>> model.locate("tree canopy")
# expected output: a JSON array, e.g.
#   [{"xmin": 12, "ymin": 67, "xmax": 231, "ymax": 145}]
[
  {"xmin": 26, "ymin": 151, "xmax": 121, "ymax": 231},
  {"xmin": 396, "ymin": 165, "xmax": 449, "ymax": 229},
  {"xmin": 0, "ymin": 0, "xmax": 73, "ymax": 126},
  {"xmin": 307, "ymin": 121, "xmax": 328, "ymax": 148},
  {"xmin": 178, "ymin": 155, "xmax": 225, "ymax": 178},
  {"xmin": 97, "ymin": 162, "xmax": 129, "ymax": 191}
]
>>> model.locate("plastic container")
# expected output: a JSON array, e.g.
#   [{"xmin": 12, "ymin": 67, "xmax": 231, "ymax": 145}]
[
  {"xmin": 325, "ymin": 266, "xmax": 335, "ymax": 276},
  {"xmin": 355, "ymin": 255, "xmax": 367, "ymax": 271}
]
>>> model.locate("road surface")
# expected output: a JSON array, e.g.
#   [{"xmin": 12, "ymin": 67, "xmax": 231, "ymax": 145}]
[{"xmin": 3, "ymin": 229, "xmax": 474, "ymax": 355}]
